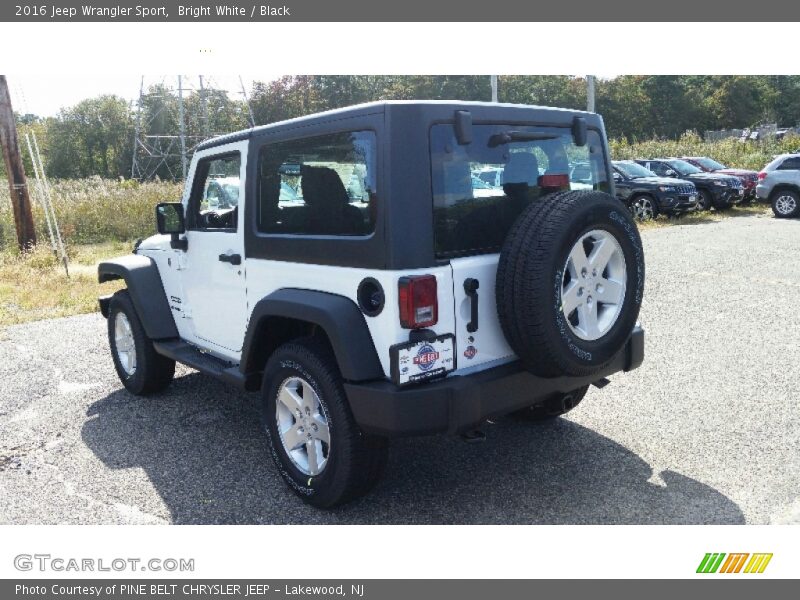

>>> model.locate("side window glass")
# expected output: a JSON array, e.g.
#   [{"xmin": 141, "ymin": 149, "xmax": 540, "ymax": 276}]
[
  {"xmin": 189, "ymin": 154, "xmax": 241, "ymax": 231},
  {"xmin": 778, "ymin": 157, "xmax": 800, "ymax": 170},
  {"xmin": 257, "ymin": 131, "xmax": 377, "ymax": 236}
]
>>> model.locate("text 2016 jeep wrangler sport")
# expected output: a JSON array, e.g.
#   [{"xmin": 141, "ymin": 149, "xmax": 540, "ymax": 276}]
[{"xmin": 98, "ymin": 101, "xmax": 645, "ymax": 508}]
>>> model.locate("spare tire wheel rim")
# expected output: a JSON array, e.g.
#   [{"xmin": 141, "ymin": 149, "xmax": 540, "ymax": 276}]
[
  {"xmin": 114, "ymin": 312, "xmax": 137, "ymax": 376},
  {"xmin": 275, "ymin": 376, "xmax": 330, "ymax": 476},
  {"xmin": 775, "ymin": 194, "xmax": 796, "ymax": 215},
  {"xmin": 561, "ymin": 229, "xmax": 627, "ymax": 341}
]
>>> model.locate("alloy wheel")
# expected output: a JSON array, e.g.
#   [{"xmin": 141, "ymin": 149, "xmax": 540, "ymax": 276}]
[
  {"xmin": 561, "ymin": 230, "xmax": 628, "ymax": 341},
  {"xmin": 275, "ymin": 376, "xmax": 331, "ymax": 476}
]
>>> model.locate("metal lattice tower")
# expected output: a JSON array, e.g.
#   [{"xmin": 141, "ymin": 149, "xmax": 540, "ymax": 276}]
[{"xmin": 130, "ymin": 75, "xmax": 254, "ymax": 181}]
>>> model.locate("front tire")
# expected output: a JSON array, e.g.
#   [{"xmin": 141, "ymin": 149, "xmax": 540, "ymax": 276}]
[
  {"xmin": 629, "ymin": 194, "xmax": 658, "ymax": 221},
  {"xmin": 107, "ymin": 290, "xmax": 175, "ymax": 395},
  {"xmin": 261, "ymin": 339, "xmax": 387, "ymax": 508},
  {"xmin": 696, "ymin": 189, "xmax": 713, "ymax": 211},
  {"xmin": 771, "ymin": 190, "xmax": 800, "ymax": 218}
]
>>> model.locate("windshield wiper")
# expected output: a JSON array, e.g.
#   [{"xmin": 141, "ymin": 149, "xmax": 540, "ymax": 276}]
[{"xmin": 488, "ymin": 131, "xmax": 558, "ymax": 148}]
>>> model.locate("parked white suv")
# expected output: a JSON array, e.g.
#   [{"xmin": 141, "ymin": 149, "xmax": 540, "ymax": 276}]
[
  {"xmin": 98, "ymin": 101, "xmax": 646, "ymax": 507},
  {"xmin": 757, "ymin": 153, "xmax": 800, "ymax": 218}
]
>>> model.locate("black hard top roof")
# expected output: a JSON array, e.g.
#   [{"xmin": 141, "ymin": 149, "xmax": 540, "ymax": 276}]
[{"xmin": 195, "ymin": 100, "xmax": 599, "ymax": 152}]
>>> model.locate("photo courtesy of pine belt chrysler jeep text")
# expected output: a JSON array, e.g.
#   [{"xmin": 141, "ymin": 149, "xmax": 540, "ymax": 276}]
[{"xmin": 98, "ymin": 101, "xmax": 646, "ymax": 508}]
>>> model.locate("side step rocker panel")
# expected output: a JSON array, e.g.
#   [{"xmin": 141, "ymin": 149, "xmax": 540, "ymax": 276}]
[{"xmin": 152, "ymin": 340, "xmax": 260, "ymax": 391}]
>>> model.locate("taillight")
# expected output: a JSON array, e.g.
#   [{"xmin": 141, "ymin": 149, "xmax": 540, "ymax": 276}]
[
  {"xmin": 758, "ymin": 171, "xmax": 767, "ymax": 181},
  {"xmin": 398, "ymin": 275, "xmax": 438, "ymax": 329}
]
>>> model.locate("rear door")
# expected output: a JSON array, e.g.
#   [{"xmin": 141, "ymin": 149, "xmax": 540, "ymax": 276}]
[{"xmin": 430, "ymin": 122, "xmax": 611, "ymax": 371}]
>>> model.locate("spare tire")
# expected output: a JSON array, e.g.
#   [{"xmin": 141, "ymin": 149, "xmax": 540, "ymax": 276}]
[{"xmin": 496, "ymin": 190, "xmax": 644, "ymax": 377}]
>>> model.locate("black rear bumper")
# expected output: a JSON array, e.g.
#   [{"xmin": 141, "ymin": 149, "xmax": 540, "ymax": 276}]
[{"xmin": 346, "ymin": 327, "xmax": 644, "ymax": 437}]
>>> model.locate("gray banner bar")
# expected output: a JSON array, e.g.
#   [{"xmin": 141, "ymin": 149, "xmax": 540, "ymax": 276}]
[
  {"xmin": 2, "ymin": 0, "xmax": 798, "ymax": 22},
  {"xmin": 3, "ymin": 580, "xmax": 799, "ymax": 599}
]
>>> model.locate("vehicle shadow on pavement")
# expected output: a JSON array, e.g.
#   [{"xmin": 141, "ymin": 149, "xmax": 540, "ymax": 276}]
[{"xmin": 82, "ymin": 372, "xmax": 745, "ymax": 525}]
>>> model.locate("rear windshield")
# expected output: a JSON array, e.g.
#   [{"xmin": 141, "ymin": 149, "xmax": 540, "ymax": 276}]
[{"xmin": 430, "ymin": 124, "xmax": 610, "ymax": 259}]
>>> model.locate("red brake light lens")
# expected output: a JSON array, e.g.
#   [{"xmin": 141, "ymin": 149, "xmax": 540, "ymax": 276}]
[
  {"xmin": 538, "ymin": 173, "xmax": 571, "ymax": 188},
  {"xmin": 758, "ymin": 171, "xmax": 767, "ymax": 180},
  {"xmin": 398, "ymin": 275, "xmax": 438, "ymax": 329}
]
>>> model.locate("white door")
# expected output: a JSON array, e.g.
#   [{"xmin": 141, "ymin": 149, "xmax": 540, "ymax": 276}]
[{"xmin": 181, "ymin": 143, "xmax": 248, "ymax": 354}]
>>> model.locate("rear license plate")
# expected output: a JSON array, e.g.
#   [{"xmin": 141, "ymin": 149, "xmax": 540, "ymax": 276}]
[{"xmin": 390, "ymin": 334, "xmax": 456, "ymax": 386}]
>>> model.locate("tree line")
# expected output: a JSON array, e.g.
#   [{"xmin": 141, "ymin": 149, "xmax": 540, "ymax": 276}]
[{"xmin": 5, "ymin": 75, "xmax": 800, "ymax": 181}]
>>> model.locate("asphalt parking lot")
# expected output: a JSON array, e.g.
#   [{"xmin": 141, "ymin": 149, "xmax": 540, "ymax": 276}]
[{"xmin": 1, "ymin": 212, "xmax": 798, "ymax": 525}]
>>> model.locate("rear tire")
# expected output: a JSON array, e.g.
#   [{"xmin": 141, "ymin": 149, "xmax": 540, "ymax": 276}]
[
  {"xmin": 107, "ymin": 290, "xmax": 175, "ymax": 395},
  {"xmin": 512, "ymin": 386, "xmax": 589, "ymax": 421},
  {"xmin": 771, "ymin": 190, "xmax": 800, "ymax": 218},
  {"xmin": 261, "ymin": 339, "xmax": 387, "ymax": 508}
]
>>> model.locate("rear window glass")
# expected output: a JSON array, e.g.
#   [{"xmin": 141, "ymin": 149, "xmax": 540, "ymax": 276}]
[
  {"xmin": 431, "ymin": 124, "xmax": 610, "ymax": 259},
  {"xmin": 777, "ymin": 156, "xmax": 800, "ymax": 171}
]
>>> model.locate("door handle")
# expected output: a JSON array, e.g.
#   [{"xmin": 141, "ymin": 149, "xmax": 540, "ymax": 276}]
[
  {"xmin": 218, "ymin": 252, "xmax": 241, "ymax": 266},
  {"xmin": 464, "ymin": 278, "xmax": 479, "ymax": 333}
]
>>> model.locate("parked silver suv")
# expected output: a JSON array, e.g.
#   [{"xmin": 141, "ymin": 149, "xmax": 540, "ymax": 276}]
[{"xmin": 756, "ymin": 154, "xmax": 800, "ymax": 218}]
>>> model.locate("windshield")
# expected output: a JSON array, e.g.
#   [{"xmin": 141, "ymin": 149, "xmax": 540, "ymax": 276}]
[
  {"xmin": 666, "ymin": 159, "xmax": 702, "ymax": 176},
  {"xmin": 430, "ymin": 123, "xmax": 610, "ymax": 258},
  {"xmin": 694, "ymin": 157, "xmax": 726, "ymax": 171},
  {"xmin": 615, "ymin": 161, "xmax": 655, "ymax": 179}
]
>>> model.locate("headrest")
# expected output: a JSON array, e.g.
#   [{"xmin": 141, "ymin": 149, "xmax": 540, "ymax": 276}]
[
  {"xmin": 300, "ymin": 165, "xmax": 350, "ymax": 208},
  {"xmin": 503, "ymin": 152, "xmax": 539, "ymax": 186}
]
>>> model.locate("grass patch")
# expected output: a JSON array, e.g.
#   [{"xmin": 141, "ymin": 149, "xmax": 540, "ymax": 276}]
[
  {"xmin": 610, "ymin": 132, "xmax": 800, "ymax": 172},
  {"xmin": 0, "ymin": 242, "xmax": 128, "ymax": 327},
  {"xmin": 636, "ymin": 202, "xmax": 772, "ymax": 230},
  {"xmin": 0, "ymin": 177, "xmax": 181, "ymax": 250}
]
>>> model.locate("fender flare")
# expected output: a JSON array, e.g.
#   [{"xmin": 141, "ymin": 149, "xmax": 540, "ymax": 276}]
[
  {"xmin": 241, "ymin": 289, "xmax": 384, "ymax": 382},
  {"xmin": 98, "ymin": 255, "xmax": 178, "ymax": 340}
]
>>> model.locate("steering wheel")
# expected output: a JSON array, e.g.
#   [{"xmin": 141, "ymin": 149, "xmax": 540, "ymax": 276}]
[{"xmin": 204, "ymin": 212, "xmax": 225, "ymax": 228}]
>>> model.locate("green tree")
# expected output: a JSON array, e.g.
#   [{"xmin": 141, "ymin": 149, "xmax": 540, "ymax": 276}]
[{"xmin": 47, "ymin": 95, "xmax": 133, "ymax": 178}]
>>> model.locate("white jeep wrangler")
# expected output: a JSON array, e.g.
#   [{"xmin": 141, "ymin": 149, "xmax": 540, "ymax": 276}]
[{"xmin": 99, "ymin": 101, "xmax": 645, "ymax": 508}]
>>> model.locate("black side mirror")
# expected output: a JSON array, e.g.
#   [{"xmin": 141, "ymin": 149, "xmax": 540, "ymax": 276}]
[
  {"xmin": 666, "ymin": 170, "xmax": 678, "ymax": 178},
  {"xmin": 454, "ymin": 110, "xmax": 473, "ymax": 145},
  {"xmin": 613, "ymin": 172, "xmax": 622, "ymax": 182},
  {"xmin": 572, "ymin": 116, "xmax": 587, "ymax": 147},
  {"xmin": 156, "ymin": 202, "xmax": 187, "ymax": 250}
]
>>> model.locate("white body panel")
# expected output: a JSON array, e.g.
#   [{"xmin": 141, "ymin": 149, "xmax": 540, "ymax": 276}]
[
  {"xmin": 449, "ymin": 254, "xmax": 515, "ymax": 371},
  {"xmin": 244, "ymin": 260, "xmax": 456, "ymax": 378}
]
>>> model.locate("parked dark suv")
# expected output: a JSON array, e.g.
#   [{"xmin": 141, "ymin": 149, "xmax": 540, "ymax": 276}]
[
  {"xmin": 612, "ymin": 160, "xmax": 697, "ymax": 220},
  {"xmin": 682, "ymin": 156, "xmax": 759, "ymax": 203},
  {"xmin": 635, "ymin": 158, "xmax": 744, "ymax": 210}
]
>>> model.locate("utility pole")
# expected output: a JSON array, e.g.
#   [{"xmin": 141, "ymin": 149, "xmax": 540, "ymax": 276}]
[
  {"xmin": 587, "ymin": 75, "xmax": 596, "ymax": 113},
  {"xmin": 131, "ymin": 76, "xmax": 144, "ymax": 179},
  {"xmin": 239, "ymin": 76, "xmax": 256, "ymax": 128},
  {"xmin": 0, "ymin": 75, "xmax": 36, "ymax": 250},
  {"xmin": 199, "ymin": 75, "xmax": 210, "ymax": 138},
  {"xmin": 178, "ymin": 75, "xmax": 187, "ymax": 181},
  {"xmin": 490, "ymin": 75, "xmax": 498, "ymax": 103}
]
